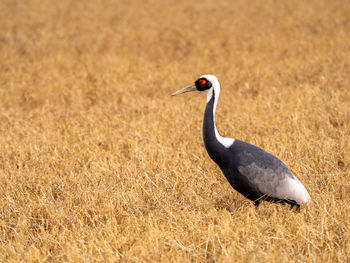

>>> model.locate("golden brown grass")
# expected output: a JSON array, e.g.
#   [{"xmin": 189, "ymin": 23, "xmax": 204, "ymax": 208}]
[{"xmin": 1, "ymin": 0, "xmax": 350, "ymax": 262}]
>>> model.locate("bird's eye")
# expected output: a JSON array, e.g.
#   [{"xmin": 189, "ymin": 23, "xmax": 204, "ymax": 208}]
[
  {"xmin": 195, "ymin": 78, "xmax": 212, "ymax": 91},
  {"xmin": 198, "ymin": 79, "xmax": 207, "ymax": 89}
]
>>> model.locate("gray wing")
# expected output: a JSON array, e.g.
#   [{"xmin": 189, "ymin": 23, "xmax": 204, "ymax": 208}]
[{"xmin": 236, "ymin": 150, "xmax": 310, "ymax": 204}]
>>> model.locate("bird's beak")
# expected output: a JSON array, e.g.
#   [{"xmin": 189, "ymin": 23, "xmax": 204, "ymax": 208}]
[{"xmin": 171, "ymin": 84, "xmax": 196, "ymax": 96}]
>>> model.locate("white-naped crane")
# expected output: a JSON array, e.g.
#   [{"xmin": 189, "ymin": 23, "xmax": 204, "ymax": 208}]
[{"xmin": 172, "ymin": 75, "xmax": 311, "ymax": 207}]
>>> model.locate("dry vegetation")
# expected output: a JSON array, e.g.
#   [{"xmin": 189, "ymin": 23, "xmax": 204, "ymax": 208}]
[{"xmin": 0, "ymin": 0, "xmax": 350, "ymax": 262}]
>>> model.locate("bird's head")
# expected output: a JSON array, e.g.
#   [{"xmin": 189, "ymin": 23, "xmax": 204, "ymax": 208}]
[{"xmin": 171, "ymin": 74, "xmax": 220, "ymax": 98}]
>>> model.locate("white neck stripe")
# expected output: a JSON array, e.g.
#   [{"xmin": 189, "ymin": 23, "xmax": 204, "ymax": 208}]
[{"xmin": 203, "ymin": 76, "xmax": 235, "ymax": 149}]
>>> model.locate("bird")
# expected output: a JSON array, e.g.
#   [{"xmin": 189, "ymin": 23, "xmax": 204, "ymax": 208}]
[{"xmin": 172, "ymin": 74, "xmax": 311, "ymax": 208}]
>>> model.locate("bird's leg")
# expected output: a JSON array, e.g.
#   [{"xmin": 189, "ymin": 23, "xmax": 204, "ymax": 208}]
[
  {"xmin": 290, "ymin": 203, "xmax": 301, "ymax": 212},
  {"xmin": 254, "ymin": 200, "xmax": 261, "ymax": 208}
]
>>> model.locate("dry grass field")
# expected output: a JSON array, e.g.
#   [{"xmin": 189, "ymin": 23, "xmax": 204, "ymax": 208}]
[{"xmin": 1, "ymin": 0, "xmax": 350, "ymax": 262}]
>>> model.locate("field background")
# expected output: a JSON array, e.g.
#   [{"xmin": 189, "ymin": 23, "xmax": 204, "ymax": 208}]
[{"xmin": 1, "ymin": 0, "xmax": 350, "ymax": 262}]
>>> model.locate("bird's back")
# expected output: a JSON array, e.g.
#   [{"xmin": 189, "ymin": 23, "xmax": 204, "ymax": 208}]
[{"xmin": 219, "ymin": 140, "xmax": 311, "ymax": 205}]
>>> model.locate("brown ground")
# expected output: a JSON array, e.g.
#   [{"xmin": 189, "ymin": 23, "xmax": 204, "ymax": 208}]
[{"xmin": 1, "ymin": 0, "xmax": 350, "ymax": 262}]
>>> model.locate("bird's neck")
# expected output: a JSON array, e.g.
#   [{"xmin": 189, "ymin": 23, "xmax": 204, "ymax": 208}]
[{"xmin": 203, "ymin": 88, "xmax": 233, "ymax": 166}]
